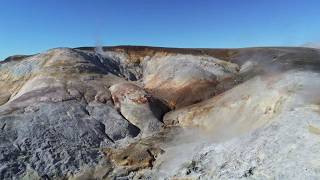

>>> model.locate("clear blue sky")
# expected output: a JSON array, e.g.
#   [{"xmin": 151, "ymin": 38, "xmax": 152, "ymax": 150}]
[{"xmin": 1, "ymin": 0, "xmax": 320, "ymax": 59}]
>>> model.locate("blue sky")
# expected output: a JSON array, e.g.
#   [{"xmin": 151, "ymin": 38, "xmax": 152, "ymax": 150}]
[{"xmin": 1, "ymin": 0, "xmax": 320, "ymax": 60}]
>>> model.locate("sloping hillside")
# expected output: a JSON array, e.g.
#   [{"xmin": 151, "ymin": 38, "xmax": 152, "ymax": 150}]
[{"xmin": 1, "ymin": 46, "xmax": 320, "ymax": 179}]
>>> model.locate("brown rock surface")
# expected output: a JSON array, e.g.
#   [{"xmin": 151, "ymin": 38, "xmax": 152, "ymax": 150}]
[
  {"xmin": 143, "ymin": 54, "xmax": 240, "ymax": 109},
  {"xmin": 104, "ymin": 142, "xmax": 164, "ymax": 172},
  {"xmin": 109, "ymin": 82, "xmax": 168, "ymax": 135},
  {"xmin": 2, "ymin": 45, "xmax": 320, "ymax": 179},
  {"xmin": 163, "ymin": 74, "xmax": 290, "ymax": 139}
]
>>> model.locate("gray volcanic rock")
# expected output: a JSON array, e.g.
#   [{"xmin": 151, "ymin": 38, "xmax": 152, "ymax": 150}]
[
  {"xmin": 1, "ymin": 46, "xmax": 320, "ymax": 179},
  {"xmin": 110, "ymin": 82, "xmax": 168, "ymax": 136},
  {"xmin": 0, "ymin": 100, "xmax": 132, "ymax": 179},
  {"xmin": 0, "ymin": 48, "xmax": 141, "ymax": 179}
]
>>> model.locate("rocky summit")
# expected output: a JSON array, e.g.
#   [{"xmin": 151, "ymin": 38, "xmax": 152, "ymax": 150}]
[{"xmin": 1, "ymin": 46, "xmax": 320, "ymax": 179}]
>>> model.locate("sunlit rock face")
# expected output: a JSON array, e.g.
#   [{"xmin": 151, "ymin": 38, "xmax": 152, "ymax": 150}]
[
  {"xmin": 1, "ymin": 46, "xmax": 320, "ymax": 179},
  {"xmin": 0, "ymin": 48, "xmax": 140, "ymax": 179},
  {"xmin": 109, "ymin": 82, "xmax": 168, "ymax": 136},
  {"xmin": 163, "ymin": 74, "xmax": 290, "ymax": 137},
  {"xmin": 143, "ymin": 54, "xmax": 240, "ymax": 109},
  {"xmin": 155, "ymin": 71, "xmax": 320, "ymax": 180}
]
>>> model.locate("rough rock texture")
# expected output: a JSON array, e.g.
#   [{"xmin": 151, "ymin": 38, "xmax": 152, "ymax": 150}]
[
  {"xmin": 109, "ymin": 82, "xmax": 168, "ymax": 135},
  {"xmin": 0, "ymin": 48, "xmax": 143, "ymax": 179},
  {"xmin": 163, "ymin": 74, "xmax": 290, "ymax": 138},
  {"xmin": 143, "ymin": 54, "xmax": 240, "ymax": 108},
  {"xmin": 150, "ymin": 70, "xmax": 320, "ymax": 179},
  {"xmin": 1, "ymin": 45, "xmax": 320, "ymax": 179},
  {"xmin": 104, "ymin": 140, "xmax": 164, "ymax": 172}
]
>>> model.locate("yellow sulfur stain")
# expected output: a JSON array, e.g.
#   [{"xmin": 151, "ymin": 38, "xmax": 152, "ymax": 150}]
[{"xmin": 308, "ymin": 125, "xmax": 320, "ymax": 135}]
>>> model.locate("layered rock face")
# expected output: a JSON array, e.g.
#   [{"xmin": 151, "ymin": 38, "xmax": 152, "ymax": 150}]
[{"xmin": 1, "ymin": 46, "xmax": 320, "ymax": 179}]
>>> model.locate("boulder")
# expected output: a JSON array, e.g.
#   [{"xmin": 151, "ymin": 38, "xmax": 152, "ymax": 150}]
[{"xmin": 110, "ymin": 82, "xmax": 168, "ymax": 135}]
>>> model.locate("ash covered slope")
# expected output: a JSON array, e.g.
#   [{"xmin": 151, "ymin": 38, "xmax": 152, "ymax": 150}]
[
  {"xmin": 161, "ymin": 71, "xmax": 320, "ymax": 179},
  {"xmin": 1, "ymin": 46, "xmax": 320, "ymax": 179}
]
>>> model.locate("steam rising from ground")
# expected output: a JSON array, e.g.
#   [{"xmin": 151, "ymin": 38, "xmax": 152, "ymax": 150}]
[
  {"xmin": 91, "ymin": 46, "xmax": 320, "ymax": 178},
  {"xmin": 152, "ymin": 70, "xmax": 320, "ymax": 179},
  {"xmin": 154, "ymin": 128, "xmax": 213, "ymax": 178},
  {"xmin": 302, "ymin": 42, "xmax": 320, "ymax": 49}
]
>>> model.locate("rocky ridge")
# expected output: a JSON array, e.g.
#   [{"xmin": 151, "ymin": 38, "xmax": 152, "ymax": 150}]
[{"xmin": 1, "ymin": 46, "xmax": 320, "ymax": 179}]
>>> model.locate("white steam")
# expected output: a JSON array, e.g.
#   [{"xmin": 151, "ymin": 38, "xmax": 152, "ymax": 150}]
[
  {"xmin": 301, "ymin": 42, "xmax": 320, "ymax": 49},
  {"xmin": 152, "ymin": 70, "xmax": 320, "ymax": 179}
]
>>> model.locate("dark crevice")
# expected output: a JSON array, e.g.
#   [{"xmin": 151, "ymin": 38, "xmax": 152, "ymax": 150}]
[
  {"xmin": 127, "ymin": 123, "xmax": 141, "ymax": 137},
  {"xmin": 242, "ymin": 167, "xmax": 256, "ymax": 178},
  {"xmin": 148, "ymin": 96, "xmax": 171, "ymax": 123},
  {"xmin": 1, "ymin": 123, "xmax": 6, "ymax": 130}
]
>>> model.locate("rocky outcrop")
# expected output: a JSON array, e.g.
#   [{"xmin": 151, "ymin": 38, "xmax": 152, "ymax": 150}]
[
  {"xmin": 163, "ymin": 73, "xmax": 290, "ymax": 138},
  {"xmin": 0, "ymin": 48, "xmax": 139, "ymax": 179},
  {"xmin": 1, "ymin": 45, "xmax": 320, "ymax": 179},
  {"xmin": 104, "ymin": 141, "xmax": 164, "ymax": 172},
  {"xmin": 109, "ymin": 82, "xmax": 168, "ymax": 135},
  {"xmin": 143, "ymin": 54, "xmax": 240, "ymax": 108},
  {"xmin": 129, "ymin": 70, "xmax": 320, "ymax": 180}
]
